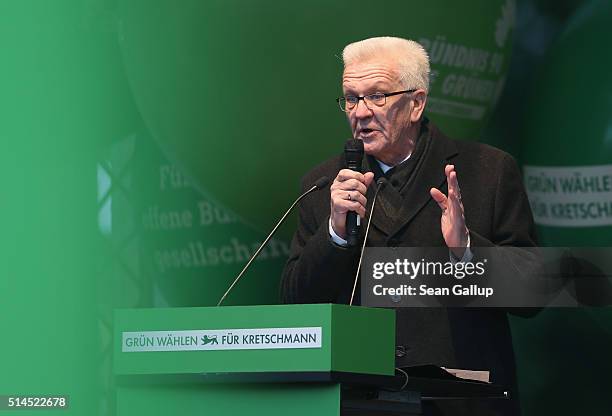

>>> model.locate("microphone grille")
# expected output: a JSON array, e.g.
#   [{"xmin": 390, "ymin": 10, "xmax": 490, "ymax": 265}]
[
  {"xmin": 345, "ymin": 138, "xmax": 364, "ymax": 168},
  {"xmin": 344, "ymin": 138, "xmax": 364, "ymax": 153},
  {"xmin": 314, "ymin": 176, "xmax": 330, "ymax": 188}
]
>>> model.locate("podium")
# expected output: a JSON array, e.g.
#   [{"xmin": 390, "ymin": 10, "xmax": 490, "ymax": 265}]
[{"xmin": 114, "ymin": 304, "xmax": 507, "ymax": 415}]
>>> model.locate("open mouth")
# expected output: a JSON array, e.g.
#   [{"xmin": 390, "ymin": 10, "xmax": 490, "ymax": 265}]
[{"xmin": 359, "ymin": 128, "xmax": 377, "ymax": 137}]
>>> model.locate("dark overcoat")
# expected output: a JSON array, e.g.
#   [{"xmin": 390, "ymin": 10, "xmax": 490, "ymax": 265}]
[{"xmin": 280, "ymin": 119, "xmax": 537, "ymax": 415}]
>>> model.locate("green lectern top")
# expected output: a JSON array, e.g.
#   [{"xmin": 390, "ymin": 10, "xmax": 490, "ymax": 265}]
[{"xmin": 114, "ymin": 304, "xmax": 395, "ymax": 377}]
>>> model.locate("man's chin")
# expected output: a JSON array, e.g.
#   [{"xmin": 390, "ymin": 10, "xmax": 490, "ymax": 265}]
[
  {"xmin": 363, "ymin": 145, "xmax": 381, "ymax": 159},
  {"xmin": 353, "ymin": 134, "xmax": 384, "ymax": 158}
]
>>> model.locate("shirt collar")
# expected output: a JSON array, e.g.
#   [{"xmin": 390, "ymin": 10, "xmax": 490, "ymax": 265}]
[{"xmin": 376, "ymin": 152, "xmax": 412, "ymax": 174}]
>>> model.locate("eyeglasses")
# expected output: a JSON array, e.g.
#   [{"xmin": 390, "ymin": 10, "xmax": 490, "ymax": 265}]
[{"xmin": 336, "ymin": 89, "xmax": 416, "ymax": 112}]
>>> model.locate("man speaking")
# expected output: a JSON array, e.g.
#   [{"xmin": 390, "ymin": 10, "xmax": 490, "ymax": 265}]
[{"xmin": 280, "ymin": 37, "xmax": 536, "ymax": 415}]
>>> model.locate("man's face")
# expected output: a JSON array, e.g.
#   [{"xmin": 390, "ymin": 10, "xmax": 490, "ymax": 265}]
[{"xmin": 342, "ymin": 57, "xmax": 419, "ymax": 164}]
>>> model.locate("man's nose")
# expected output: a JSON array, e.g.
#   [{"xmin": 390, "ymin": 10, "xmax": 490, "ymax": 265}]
[{"xmin": 353, "ymin": 99, "xmax": 373, "ymax": 119}]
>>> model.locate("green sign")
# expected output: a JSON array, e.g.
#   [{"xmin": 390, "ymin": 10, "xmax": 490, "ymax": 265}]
[{"xmin": 122, "ymin": 327, "xmax": 322, "ymax": 352}]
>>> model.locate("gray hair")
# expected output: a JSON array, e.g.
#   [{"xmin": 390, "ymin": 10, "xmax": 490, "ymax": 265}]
[{"xmin": 342, "ymin": 37, "xmax": 430, "ymax": 93}]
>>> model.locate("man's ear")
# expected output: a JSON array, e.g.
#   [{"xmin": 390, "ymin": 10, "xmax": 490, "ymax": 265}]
[{"xmin": 410, "ymin": 90, "xmax": 428, "ymax": 122}]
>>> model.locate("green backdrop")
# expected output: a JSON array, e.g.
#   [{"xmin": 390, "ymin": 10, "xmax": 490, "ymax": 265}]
[{"xmin": 1, "ymin": 0, "xmax": 610, "ymax": 415}]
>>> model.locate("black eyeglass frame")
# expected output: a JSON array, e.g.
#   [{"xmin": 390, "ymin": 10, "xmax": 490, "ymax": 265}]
[{"xmin": 336, "ymin": 89, "xmax": 416, "ymax": 112}]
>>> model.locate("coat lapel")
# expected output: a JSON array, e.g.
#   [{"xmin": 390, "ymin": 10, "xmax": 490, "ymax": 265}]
[
  {"xmin": 361, "ymin": 121, "xmax": 460, "ymax": 241},
  {"xmin": 364, "ymin": 155, "xmax": 398, "ymax": 237},
  {"xmin": 391, "ymin": 123, "xmax": 459, "ymax": 239}
]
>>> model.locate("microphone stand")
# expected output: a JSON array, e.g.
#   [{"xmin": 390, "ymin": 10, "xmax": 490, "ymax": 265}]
[
  {"xmin": 217, "ymin": 177, "xmax": 329, "ymax": 306},
  {"xmin": 350, "ymin": 178, "xmax": 386, "ymax": 306}
]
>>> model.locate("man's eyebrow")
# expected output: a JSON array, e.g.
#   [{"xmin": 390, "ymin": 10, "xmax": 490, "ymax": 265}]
[
  {"xmin": 369, "ymin": 82, "xmax": 392, "ymax": 92},
  {"xmin": 343, "ymin": 83, "xmax": 392, "ymax": 95}
]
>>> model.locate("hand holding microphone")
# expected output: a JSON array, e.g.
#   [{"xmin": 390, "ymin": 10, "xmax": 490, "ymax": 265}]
[
  {"xmin": 330, "ymin": 139, "xmax": 374, "ymax": 245},
  {"xmin": 330, "ymin": 170, "xmax": 374, "ymax": 239}
]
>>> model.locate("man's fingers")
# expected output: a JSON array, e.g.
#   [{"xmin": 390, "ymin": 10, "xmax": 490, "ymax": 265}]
[
  {"xmin": 333, "ymin": 199, "xmax": 366, "ymax": 218},
  {"xmin": 448, "ymin": 189, "xmax": 458, "ymax": 216},
  {"xmin": 336, "ymin": 169, "xmax": 369, "ymax": 183},
  {"xmin": 331, "ymin": 188, "xmax": 367, "ymax": 212},
  {"xmin": 444, "ymin": 165, "xmax": 463, "ymax": 210},
  {"xmin": 448, "ymin": 173, "xmax": 464, "ymax": 213},
  {"xmin": 448, "ymin": 187, "xmax": 461, "ymax": 205},
  {"xmin": 330, "ymin": 170, "xmax": 375, "ymax": 221},
  {"xmin": 332, "ymin": 189, "xmax": 367, "ymax": 206},
  {"xmin": 450, "ymin": 170, "xmax": 461, "ymax": 194},
  {"xmin": 430, "ymin": 187, "xmax": 448, "ymax": 211},
  {"xmin": 332, "ymin": 178, "xmax": 368, "ymax": 195},
  {"xmin": 445, "ymin": 164, "xmax": 454, "ymax": 178},
  {"xmin": 448, "ymin": 189, "xmax": 467, "ymax": 225},
  {"xmin": 446, "ymin": 166, "xmax": 462, "ymax": 196},
  {"xmin": 364, "ymin": 172, "xmax": 375, "ymax": 187}
]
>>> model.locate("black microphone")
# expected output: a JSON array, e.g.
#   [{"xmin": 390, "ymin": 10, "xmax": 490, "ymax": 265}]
[
  {"xmin": 350, "ymin": 177, "xmax": 387, "ymax": 305},
  {"xmin": 217, "ymin": 176, "xmax": 330, "ymax": 306},
  {"xmin": 344, "ymin": 138, "xmax": 364, "ymax": 247}
]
